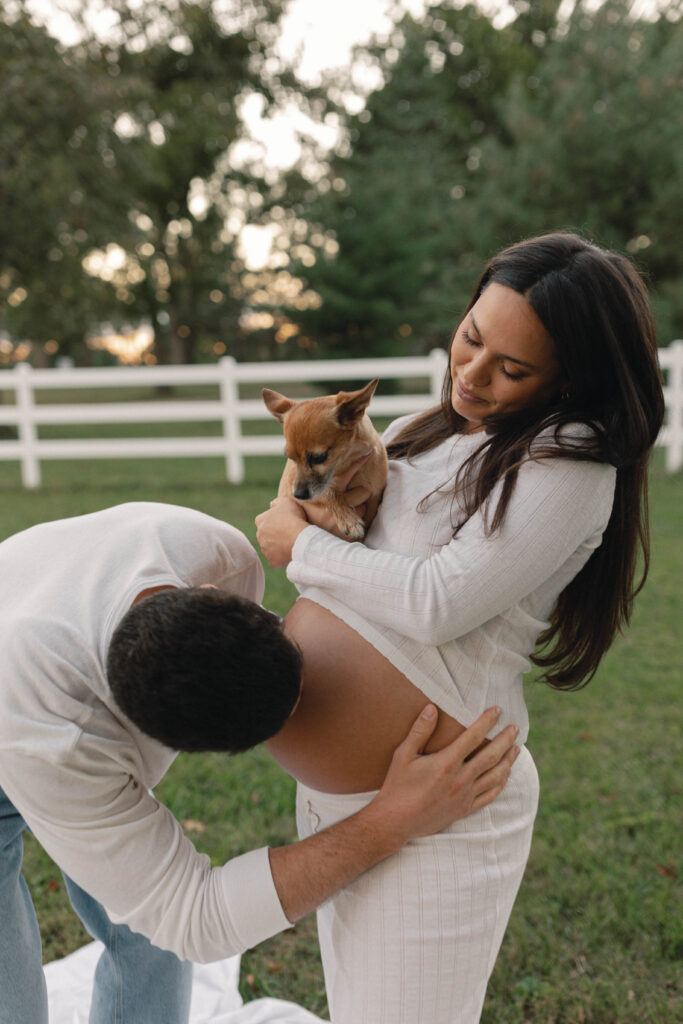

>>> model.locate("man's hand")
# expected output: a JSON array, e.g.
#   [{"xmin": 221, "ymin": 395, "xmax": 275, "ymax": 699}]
[
  {"xmin": 268, "ymin": 706, "xmax": 518, "ymax": 922},
  {"xmin": 365, "ymin": 705, "xmax": 519, "ymax": 846}
]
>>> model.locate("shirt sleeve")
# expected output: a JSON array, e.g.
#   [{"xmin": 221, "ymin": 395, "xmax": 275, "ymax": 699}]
[
  {"xmin": 287, "ymin": 455, "xmax": 616, "ymax": 646},
  {"xmin": 0, "ymin": 749, "xmax": 291, "ymax": 964},
  {"xmin": 381, "ymin": 413, "xmax": 419, "ymax": 445},
  {"xmin": 156, "ymin": 510, "xmax": 266, "ymax": 601}
]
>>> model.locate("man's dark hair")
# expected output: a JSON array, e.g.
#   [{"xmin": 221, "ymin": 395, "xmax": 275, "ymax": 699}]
[{"xmin": 107, "ymin": 588, "xmax": 303, "ymax": 753}]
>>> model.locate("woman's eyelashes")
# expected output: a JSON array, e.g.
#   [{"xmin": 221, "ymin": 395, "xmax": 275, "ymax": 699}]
[
  {"xmin": 500, "ymin": 365, "xmax": 527, "ymax": 382},
  {"xmin": 461, "ymin": 331, "xmax": 528, "ymax": 382}
]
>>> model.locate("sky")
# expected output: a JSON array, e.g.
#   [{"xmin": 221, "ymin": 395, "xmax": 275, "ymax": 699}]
[
  {"xmin": 30, "ymin": 0, "xmax": 430, "ymax": 67},
  {"xmin": 277, "ymin": 0, "xmax": 428, "ymax": 81}
]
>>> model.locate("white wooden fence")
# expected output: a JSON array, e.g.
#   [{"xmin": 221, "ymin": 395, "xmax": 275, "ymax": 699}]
[
  {"xmin": 0, "ymin": 343, "xmax": 681, "ymax": 489},
  {"xmin": 0, "ymin": 351, "xmax": 448, "ymax": 489}
]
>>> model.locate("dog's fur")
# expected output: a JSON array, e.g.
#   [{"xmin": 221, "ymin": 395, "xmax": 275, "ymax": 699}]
[{"xmin": 262, "ymin": 379, "xmax": 388, "ymax": 539}]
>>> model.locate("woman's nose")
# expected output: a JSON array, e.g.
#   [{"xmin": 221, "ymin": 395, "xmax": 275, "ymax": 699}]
[{"xmin": 463, "ymin": 353, "xmax": 490, "ymax": 386}]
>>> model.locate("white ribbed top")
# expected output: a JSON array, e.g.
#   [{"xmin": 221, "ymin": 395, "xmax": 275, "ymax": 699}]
[{"xmin": 288, "ymin": 416, "xmax": 616, "ymax": 743}]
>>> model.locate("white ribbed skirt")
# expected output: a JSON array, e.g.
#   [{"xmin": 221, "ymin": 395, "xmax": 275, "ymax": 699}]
[{"xmin": 296, "ymin": 746, "xmax": 539, "ymax": 1024}]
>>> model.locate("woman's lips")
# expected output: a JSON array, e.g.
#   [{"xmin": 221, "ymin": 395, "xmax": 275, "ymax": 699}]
[{"xmin": 456, "ymin": 379, "xmax": 486, "ymax": 404}]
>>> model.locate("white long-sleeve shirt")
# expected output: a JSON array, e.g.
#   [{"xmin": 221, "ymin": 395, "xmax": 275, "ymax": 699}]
[
  {"xmin": 0, "ymin": 502, "xmax": 291, "ymax": 962},
  {"xmin": 287, "ymin": 416, "xmax": 617, "ymax": 743}
]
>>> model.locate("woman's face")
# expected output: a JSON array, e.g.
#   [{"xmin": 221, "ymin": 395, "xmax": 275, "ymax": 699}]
[{"xmin": 450, "ymin": 282, "xmax": 564, "ymax": 431}]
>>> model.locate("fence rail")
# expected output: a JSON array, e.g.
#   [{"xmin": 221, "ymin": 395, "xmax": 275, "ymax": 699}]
[
  {"xmin": 0, "ymin": 351, "xmax": 449, "ymax": 488},
  {"xmin": 0, "ymin": 344, "xmax": 681, "ymax": 489}
]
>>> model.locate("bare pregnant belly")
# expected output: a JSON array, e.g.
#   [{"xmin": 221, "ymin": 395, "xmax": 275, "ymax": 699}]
[{"xmin": 266, "ymin": 598, "xmax": 469, "ymax": 793}]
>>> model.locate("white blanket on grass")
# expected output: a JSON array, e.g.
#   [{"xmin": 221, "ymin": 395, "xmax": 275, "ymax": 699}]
[{"xmin": 44, "ymin": 942, "xmax": 327, "ymax": 1023}]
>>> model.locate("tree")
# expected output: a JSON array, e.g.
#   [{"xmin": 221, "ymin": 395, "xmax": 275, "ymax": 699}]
[
  {"xmin": 473, "ymin": 0, "xmax": 683, "ymax": 343},
  {"xmin": 284, "ymin": 0, "xmax": 682, "ymax": 355},
  {"xmin": 1, "ymin": 0, "xmax": 298, "ymax": 365},
  {"xmin": 0, "ymin": 5, "xmax": 119, "ymax": 363},
  {"xmin": 284, "ymin": 2, "xmax": 560, "ymax": 358},
  {"xmin": 81, "ymin": 1, "xmax": 279, "ymax": 364}
]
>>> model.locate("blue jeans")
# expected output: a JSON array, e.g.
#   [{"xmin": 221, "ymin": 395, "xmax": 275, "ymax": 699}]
[{"xmin": 0, "ymin": 785, "xmax": 193, "ymax": 1024}]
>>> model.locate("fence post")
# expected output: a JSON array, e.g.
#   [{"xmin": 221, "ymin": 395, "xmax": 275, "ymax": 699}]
[
  {"xmin": 428, "ymin": 348, "xmax": 448, "ymax": 403},
  {"xmin": 219, "ymin": 355, "xmax": 244, "ymax": 484},
  {"xmin": 664, "ymin": 340, "xmax": 683, "ymax": 473},
  {"xmin": 15, "ymin": 362, "xmax": 41, "ymax": 489}
]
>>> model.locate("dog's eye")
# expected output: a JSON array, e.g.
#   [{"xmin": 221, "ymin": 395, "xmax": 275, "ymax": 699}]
[{"xmin": 307, "ymin": 450, "xmax": 329, "ymax": 467}]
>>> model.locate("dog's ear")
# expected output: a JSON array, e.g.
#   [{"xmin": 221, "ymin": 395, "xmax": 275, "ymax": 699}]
[
  {"xmin": 335, "ymin": 379, "xmax": 379, "ymax": 426},
  {"xmin": 262, "ymin": 388, "xmax": 295, "ymax": 422}
]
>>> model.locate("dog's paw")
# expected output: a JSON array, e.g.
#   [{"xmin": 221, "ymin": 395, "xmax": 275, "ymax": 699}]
[{"xmin": 343, "ymin": 521, "xmax": 366, "ymax": 540}]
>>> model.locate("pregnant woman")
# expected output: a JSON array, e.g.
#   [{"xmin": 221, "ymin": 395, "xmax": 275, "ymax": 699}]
[{"xmin": 255, "ymin": 232, "xmax": 665, "ymax": 1023}]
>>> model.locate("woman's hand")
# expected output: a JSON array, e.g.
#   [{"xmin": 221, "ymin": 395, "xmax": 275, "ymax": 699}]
[
  {"xmin": 255, "ymin": 497, "xmax": 309, "ymax": 569},
  {"xmin": 256, "ymin": 453, "xmax": 379, "ymax": 564}
]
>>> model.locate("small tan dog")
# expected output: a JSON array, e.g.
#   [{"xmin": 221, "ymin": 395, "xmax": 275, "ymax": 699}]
[{"xmin": 262, "ymin": 378, "xmax": 388, "ymax": 539}]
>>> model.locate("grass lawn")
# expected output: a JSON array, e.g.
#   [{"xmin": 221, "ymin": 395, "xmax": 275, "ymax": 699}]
[{"xmin": 0, "ymin": 445, "xmax": 680, "ymax": 1023}]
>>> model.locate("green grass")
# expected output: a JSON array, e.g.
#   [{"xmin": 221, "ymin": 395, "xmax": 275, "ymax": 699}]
[{"xmin": 1, "ymin": 448, "xmax": 680, "ymax": 1022}]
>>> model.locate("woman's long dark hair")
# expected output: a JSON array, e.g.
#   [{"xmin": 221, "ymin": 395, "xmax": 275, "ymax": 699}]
[{"xmin": 386, "ymin": 233, "xmax": 665, "ymax": 690}]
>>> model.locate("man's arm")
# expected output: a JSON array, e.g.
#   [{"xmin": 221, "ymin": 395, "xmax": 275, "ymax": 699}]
[
  {"xmin": 0, "ymin": 705, "xmax": 516, "ymax": 962},
  {"xmin": 269, "ymin": 704, "xmax": 518, "ymax": 921}
]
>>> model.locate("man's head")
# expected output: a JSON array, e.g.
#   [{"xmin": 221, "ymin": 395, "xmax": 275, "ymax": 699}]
[{"xmin": 107, "ymin": 587, "xmax": 302, "ymax": 753}]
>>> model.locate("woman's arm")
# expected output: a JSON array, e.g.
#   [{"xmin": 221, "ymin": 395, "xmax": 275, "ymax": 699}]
[{"xmin": 258, "ymin": 455, "xmax": 615, "ymax": 645}]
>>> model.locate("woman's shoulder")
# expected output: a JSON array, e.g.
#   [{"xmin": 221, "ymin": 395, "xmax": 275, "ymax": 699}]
[
  {"xmin": 381, "ymin": 412, "xmax": 423, "ymax": 445},
  {"xmin": 531, "ymin": 418, "xmax": 598, "ymax": 446},
  {"xmin": 524, "ymin": 420, "xmax": 616, "ymax": 505},
  {"xmin": 528, "ymin": 419, "xmax": 613, "ymax": 466}
]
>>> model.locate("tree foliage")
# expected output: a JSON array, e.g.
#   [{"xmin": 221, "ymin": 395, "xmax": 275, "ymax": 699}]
[
  {"xmin": 85, "ymin": 0, "xmax": 288, "ymax": 365},
  {"xmin": 288, "ymin": 2, "xmax": 544, "ymax": 357},
  {"xmin": 0, "ymin": 7, "xmax": 119, "ymax": 358},
  {"xmin": 1, "ymin": 0, "xmax": 680, "ymax": 365},
  {"xmin": 289, "ymin": 0, "xmax": 683, "ymax": 356},
  {"xmin": 0, "ymin": 0, "xmax": 294, "ymax": 364},
  {"xmin": 476, "ymin": 0, "xmax": 683, "ymax": 343}
]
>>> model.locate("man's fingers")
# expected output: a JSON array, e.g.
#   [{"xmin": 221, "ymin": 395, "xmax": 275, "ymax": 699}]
[
  {"xmin": 398, "ymin": 704, "xmax": 439, "ymax": 757},
  {"xmin": 470, "ymin": 777, "xmax": 509, "ymax": 813},
  {"xmin": 468, "ymin": 724, "xmax": 519, "ymax": 774},
  {"xmin": 479, "ymin": 741, "xmax": 519, "ymax": 782},
  {"xmin": 436, "ymin": 707, "xmax": 503, "ymax": 765},
  {"xmin": 473, "ymin": 745, "xmax": 520, "ymax": 806},
  {"xmin": 471, "ymin": 745, "xmax": 519, "ymax": 800}
]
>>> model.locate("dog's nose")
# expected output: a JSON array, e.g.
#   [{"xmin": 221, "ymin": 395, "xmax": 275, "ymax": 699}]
[{"xmin": 293, "ymin": 485, "xmax": 311, "ymax": 500}]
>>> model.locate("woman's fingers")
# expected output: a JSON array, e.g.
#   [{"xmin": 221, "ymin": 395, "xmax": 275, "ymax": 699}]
[
  {"xmin": 255, "ymin": 499, "xmax": 309, "ymax": 567},
  {"xmin": 263, "ymin": 496, "xmax": 307, "ymax": 519}
]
